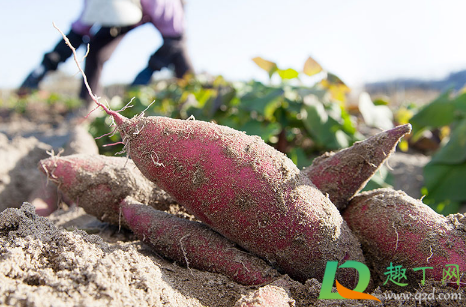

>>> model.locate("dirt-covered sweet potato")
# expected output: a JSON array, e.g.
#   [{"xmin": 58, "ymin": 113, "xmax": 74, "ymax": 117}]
[
  {"xmin": 121, "ymin": 197, "xmax": 279, "ymax": 286},
  {"xmin": 93, "ymin": 109, "xmax": 365, "ymax": 285},
  {"xmin": 56, "ymin": 28, "xmax": 366, "ymax": 284},
  {"xmin": 343, "ymin": 188, "xmax": 466, "ymax": 288},
  {"xmin": 38, "ymin": 154, "xmax": 175, "ymax": 227},
  {"xmin": 301, "ymin": 124, "xmax": 411, "ymax": 210}
]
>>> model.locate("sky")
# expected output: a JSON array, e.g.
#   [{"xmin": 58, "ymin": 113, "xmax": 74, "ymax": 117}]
[{"xmin": 2, "ymin": 0, "xmax": 466, "ymax": 90}]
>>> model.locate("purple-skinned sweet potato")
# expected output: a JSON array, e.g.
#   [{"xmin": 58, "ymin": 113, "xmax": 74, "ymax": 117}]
[
  {"xmin": 301, "ymin": 124, "xmax": 411, "ymax": 210},
  {"xmin": 343, "ymin": 188, "xmax": 466, "ymax": 288},
  {"xmin": 90, "ymin": 108, "xmax": 365, "ymax": 285},
  {"xmin": 38, "ymin": 154, "xmax": 176, "ymax": 227},
  {"xmin": 121, "ymin": 197, "xmax": 279, "ymax": 286},
  {"xmin": 55, "ymin": 29, "xmax": 366, "ymax": 285}
]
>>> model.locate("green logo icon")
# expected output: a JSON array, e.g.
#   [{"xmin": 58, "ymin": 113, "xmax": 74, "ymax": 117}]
[{"xmin": 318, "ymin": 261, "xmax": 380, "ymax": 301}]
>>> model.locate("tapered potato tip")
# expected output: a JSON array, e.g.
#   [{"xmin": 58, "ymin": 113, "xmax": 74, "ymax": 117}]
[
  {"xmin": 38, "ymin": 155, "xmax": 105, "ymax": 188},
  {"xmin": 302, "ymin": 124, "xmax": 412, "ymax": 210}
]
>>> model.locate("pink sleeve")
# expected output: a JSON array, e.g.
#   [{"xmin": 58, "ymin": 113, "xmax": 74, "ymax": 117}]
[
  {"xmin": 71, "ymin": 0, "xmax": 93, "ymax": 36},
  {"xmin": 140, "ymin": 0, "xmax": 186, "ymax": 37},
  {"xmin": 71, "ymin": 19, "xmax": 93, "ymax": 36}
]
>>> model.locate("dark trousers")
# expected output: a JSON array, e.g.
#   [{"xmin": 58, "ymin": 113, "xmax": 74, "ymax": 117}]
[{"xmin": 42, "ymin": 30, "xmax": 85, "ymax": 71}]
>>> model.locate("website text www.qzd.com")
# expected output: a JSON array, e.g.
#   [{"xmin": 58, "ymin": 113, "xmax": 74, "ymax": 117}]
[
  {"xmin": 383, "ymin": 288, "xmax": 461, "ymax": 304},
  {"xmin": 318, "ymin": 261, "xmax": 464, "ymax": 303}
]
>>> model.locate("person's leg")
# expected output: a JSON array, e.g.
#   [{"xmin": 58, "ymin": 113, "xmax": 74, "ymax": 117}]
[
  {"xmin": 131, "ymin": 35, "xmax": 194, "ymax": 86},
  {"xmin": 79, "ymin": 26, "xmax": 131, "ymax": 104},
  {"xmin": 171, "ymin": 36, "xmax": 194, "ymax": 78},
  {"xmin": 19, "ymin": 29, "xmax": 84, "ymax": 92}
]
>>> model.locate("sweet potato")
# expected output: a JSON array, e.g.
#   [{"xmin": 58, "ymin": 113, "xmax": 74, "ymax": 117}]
[
  {"xmin": 38, "ymin": 154, "xmax": 176, "ymax": 227},
  {"xmin": 88, "ymin": 108, "xmax": 365, "ymax": 285},
  {"xmin": 343, "ymin": 188, "xmax": 466, "ymax": 288},
  {"xmin": 55, "ymin": 27, "xmax": 365, "ymax": 284},
  {"xmin": 301, "ymin": 124, "xmax": 411, "ymax": 210},
  {"xmin": 121, "ymin": 197, "xmax": 279, "ymax": 286}
]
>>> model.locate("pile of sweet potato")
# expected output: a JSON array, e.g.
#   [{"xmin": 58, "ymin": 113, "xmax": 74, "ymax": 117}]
[{"xmin": 37, "ymin": 104, "xmax": 466, "ymax": 290}]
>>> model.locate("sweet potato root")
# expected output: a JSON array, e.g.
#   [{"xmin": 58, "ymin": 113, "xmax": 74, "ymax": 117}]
[
  {"xmin": 301, "ymin": 124, "xmax": 411, "ymax": 210},
  {"xmin": 121, "ymin": 197, "xmax": 279, "ymax": 286},
  {"xmin": 343, "ymin": 188, "xmax": 466, "ymax": 288},
  {"xmin": 98, "ymin": 111, "xmax": 365, "ymax": 285},
  {"xmin": 38, "ymin": 154, "xmax": 175, "ymax": 227}
]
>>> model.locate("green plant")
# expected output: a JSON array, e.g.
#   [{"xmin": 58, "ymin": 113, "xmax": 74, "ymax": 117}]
[
  {"xmin": 91, "ymin": 57, "xmax": 366, "ymax": 169},
  {"xmin": 0, "ymin": 91, "xmax": 81, "ymax": 113},
  {"xmin": 409, "ymin": 90, "xmax": 466, "ymax": 214}
]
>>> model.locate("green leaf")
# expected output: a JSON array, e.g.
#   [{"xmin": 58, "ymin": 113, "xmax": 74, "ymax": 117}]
[
  {"xmin": 277, "ymin": 68, "xmax": 299, "ymax": 80},
  {"xmin": 240, "ymin": 121, "xmax": 281, "ymax": 142},
  {"xmin": 423, "ymin": 162, "xmax": 466, "ymax": 205},
  {"xmin": 373, "ymin": 98, "xmax": 390, "ymax": 106},
  {"xmin": 362, "ymin": 165, "xmax": 393, "ymax": 191},
  {"xmin": 326, "ymin": 72, "xmax": 347, "ymax": 86},
  {"xmin": 240, "ymin": 88, "xmax": 284, "ymax": 119},
  {"xmin": 430, "ymin": 118, "xmax": 466, "ymax": 164},
  {"xmin": 296, "ymin": 87, "xmax": 328, "ymax": 101},
  {"xmin": 409, "ymin": 90, "xmax": 455, "ymax": 135},
  {"xmin": 340, "ymin": 106, "xmax": 357, "ymax": 134},
  {"xmin": 358, "ymin": 92, "xmax": 394, "ymax": 130},
  {"xmin": 301, "ymin": 99, "xmax": 350, "ymax": 150},
  {"xmin": 288, "ymin": 147, "xmax": 315, "ymax": 169},
  {"xmin": 453, "ymin": 92, "xmax": 466, "ymax": 114}
]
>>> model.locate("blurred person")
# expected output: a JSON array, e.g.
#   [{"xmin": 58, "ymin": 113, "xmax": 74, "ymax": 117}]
[
  {"xmin": 79, "ymin": 0, "xmax": 194, "ymax": 105},
  {"xmin": 18, "ymin": 0, "xmax": 142, "ymax": 95},
  {"xmin": 19, "ymin": 0, "xmax": 194, "ymax": 102}
]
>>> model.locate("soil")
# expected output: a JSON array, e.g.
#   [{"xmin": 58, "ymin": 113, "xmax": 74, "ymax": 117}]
[{"xmin": 0, "ymin": 103, "xmax": 464, "ymax": 306}]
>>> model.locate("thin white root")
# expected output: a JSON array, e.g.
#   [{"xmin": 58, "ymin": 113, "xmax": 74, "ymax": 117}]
[
  {"xmin": 150, "ymin": 151, "xmax": 165, "ymax": 167},
  {"xmin": 95, "ymin": 126, "xmax": 118, "ymax": 140},
  {"xmin": 385, "ymin": 158, "xmax": 394, "ymax": 171},
  {"xmin": 141, "ymin": 100, "xmax": 156, "ymax": 116},
  {"xmin": 39, "ymin": 160, "xmax": 53, "ymax": 186},
  {"xmin": 53, "ymin": 23, "xmax": 100, "ymax": 107},
  {"xmin": 132, "ymin": 121, "xmax": 146, "ymax": 135},
  {"xmin": 426, "ymin": 246, "xmax": 433, "ymax": 263},
  {"xmin": 180, "ymin": 234, "xmax": 194, "ymax": 276},
  {"xmin": 119, "ymin": 97, "xmax": 135, "ymax": 112}
]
